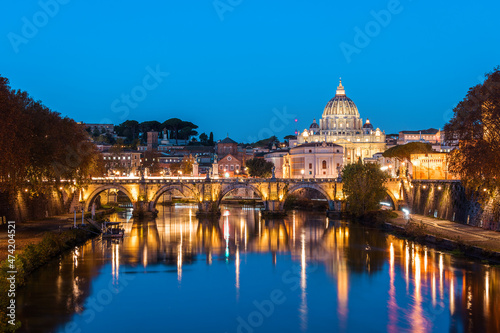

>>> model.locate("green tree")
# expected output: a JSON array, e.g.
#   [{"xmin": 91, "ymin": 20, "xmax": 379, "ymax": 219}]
[
  {"xmin": 341, "ymin": 160, "xmax": 388, "ymax": 217},
  {"xmin": 245, "ymin": 158, "xmax": 274, "ymax": 178},
  {"xmin": 444, "ymin": 67, "xmax": 500, "ymax": 191},
  {"xmin": 382, "ymin": 142, "xmax": 433, "ymax": 161}
]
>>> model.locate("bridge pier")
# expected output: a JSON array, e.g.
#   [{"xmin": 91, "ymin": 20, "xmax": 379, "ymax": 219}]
[
  {"xmin": 196, "ymin": 201, "xmax": 221, "ymax": 217},
  {"xmin": 133, "ymin": 201, "xmax": 157, "ymax": 218},
  {"xmin": 262, "ymin": 200, "xmax": 286, "ymax": 217},
  {"xmin": 326, "ymin": 200, "xmax": 344, "ymax": 218}
]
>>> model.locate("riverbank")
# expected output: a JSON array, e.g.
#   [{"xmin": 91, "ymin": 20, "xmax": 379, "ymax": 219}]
[
  {"xmin": 0, "ymin": 209, "xmax": 112, "ymax": 262},
  {"xmin": 386, "ymin": 211, "xmax": 500, "ymax": 262}
]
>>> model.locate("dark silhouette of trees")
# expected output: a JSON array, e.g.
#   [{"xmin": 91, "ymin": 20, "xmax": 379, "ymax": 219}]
[
  {"xmin": 245, "ymin": 158, "xmax": 274, "ymax": 178},
  {"xmin": 383, "ymin": 142, "xmax": 433, "ymax": 161},
  {"xmin": 199, "ymin": 133, "xmax": 208, "ymax": 144},
  {"xmin": 444, "ymin": 67, "xmax": 500, "ymax": 191},
  {"xmin": 162, "ymin": 118, "xmax": 199, "ymax": 144}
]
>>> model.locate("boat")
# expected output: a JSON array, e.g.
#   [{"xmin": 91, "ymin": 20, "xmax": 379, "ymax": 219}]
[{"xmin": 102, "ymin": 222, "xmax": 125, "ymax": 238}]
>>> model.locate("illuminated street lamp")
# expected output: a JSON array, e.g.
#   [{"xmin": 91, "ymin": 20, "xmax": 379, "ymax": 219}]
[{"xmin": 301, "ymin": 169, "xmax": 305, "ymax": 179}]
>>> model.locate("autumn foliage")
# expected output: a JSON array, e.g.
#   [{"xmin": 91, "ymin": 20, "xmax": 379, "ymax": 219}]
[
  {"xmin": 444, "ymin": 67, "xmax": 500, "ymax": 191},
  {"xmin": 0, "ymin": 75, "xmax": 103, "ymax": 194}
]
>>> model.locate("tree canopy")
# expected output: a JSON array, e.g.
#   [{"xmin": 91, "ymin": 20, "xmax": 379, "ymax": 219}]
[
  {"xmin": 245, "ymin": 158, "xmax": 274, "ymax": 178},
  {"xmin": 0, "ymin": 76, "xmax": 103, "ymax": 193},
  {"xmin": 341, "ymin": 160, "xmax": 388, "ymax": 217},
  {"xmin": 382, "ymin": 142, "xmax": 433, "ymax": 161},
  {"xmin": 444, "ymin": 67, "xmax": 500, "ymax": 190}
]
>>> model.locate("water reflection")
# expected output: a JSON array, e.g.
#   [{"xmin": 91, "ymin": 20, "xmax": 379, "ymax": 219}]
[{"xmin": 16, "ymin": 206, "xmax": 500, "ymax": 333}]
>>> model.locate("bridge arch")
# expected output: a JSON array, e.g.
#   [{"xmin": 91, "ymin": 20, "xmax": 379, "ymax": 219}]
[
  {"xmin": 285, "ymin": 183, "xmax": 333, "ymax": 201},
  {"xmin": 85, "ymin": 185, "xmax": 135, "ymax": 212},
  {"xmin": 217, "ymin": 183, "xmax": 264, "ymax": 207},
  {"xmin": 150, "ymin": 184, "xmax": 199, "ymax": 209},
  {"xmin": 281, "ymin": 183, "xmax": 334, "ymax": 210}
]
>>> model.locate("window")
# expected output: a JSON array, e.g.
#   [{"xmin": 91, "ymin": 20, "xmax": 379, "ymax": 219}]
[
  {"xmin": 230, "ymin": 165, "xmax": 234, "ymax": 170},
  {"xmin": 309, "ymin": 150, "xmax": 312, "ymax": 153},
  {"xmin": 236, "ymin": 165, "xmax": 239, "ymax": 170},
  {"xmin": 309, "ymin": 171, "xmax": 312, "ymax": 175},
  {"xmin": 219, "ymin": 165, "xmax": 223, "ymax": 169},
  {"xmin": 309, "ymin": 163, "xmax": 312, "ymax": 169},
  {"xmin": 322, "ymin": 160, "xmax": 327, "ymax": 169}
]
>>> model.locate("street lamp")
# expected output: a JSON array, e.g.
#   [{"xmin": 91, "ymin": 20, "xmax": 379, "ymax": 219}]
[{"xmin": 301, "ymin": 169, "xmax": 305, "ymax": 179}]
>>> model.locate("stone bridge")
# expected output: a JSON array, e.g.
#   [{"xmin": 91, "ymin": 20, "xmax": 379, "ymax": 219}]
[{"xmin": 79, "ymin": 177, "xmax": 404, "ymax": 216}]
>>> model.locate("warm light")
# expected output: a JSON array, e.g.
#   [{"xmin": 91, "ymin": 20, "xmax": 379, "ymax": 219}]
[
  {"xmin": 423, "ymin": 185, "xmax": 427, "ymax": 189},
  {"xmin": 301, "ymin": 169, "xmax": 305, "ymax": 175},
  {"xmin": 224, "ymin": 172, "xmax": 229, "ymax": 178},
  {"xmin": 59, "ymin": 187, "xmax": 63, "ymax": 190},
  {"xmin": 483, "ymin": 188, "xmax": 487, "ymax": 192},
  {"xmin": 438, "ymin": 186, "xmax": 442, "ymax": 190},
  {"xmin": 380, "ymin": 166, "xmax": 388, "ymax": 171},
  {"xmin": 24, "ymin": 189, "xmax": 28, "ymax": 192}
]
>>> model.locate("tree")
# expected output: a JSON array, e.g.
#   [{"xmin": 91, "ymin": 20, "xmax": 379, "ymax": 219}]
[
  {"xmin": 444, "ymin": 67, "xmax": 500, "ymax": 191},
  {"xmin": 208, "ymin": 132, "xmax": 215, "ymax": 146},
  {"xmin": 284, "ymin": 135, "xmax": 296, "ymax": 146},
  {"xmin": 382, "ymin": 142, "xmax": 433, "ymax": 161},
  {"xmin": 115, "ymin": 120, "xmax": 140, "ymax": 143},
  {"xmin": 138, "ymin": 120, "xmax": 162, "ymax": 134},
  {"xmin": 162, "ymin": 118, "xmax": 198, "ymax": 144},
  {"xmin": 181, "ymin": 154, "xmax": 195, "ymax": 175},
  {"xmin": 199, "ymin": 132, "xmax": 208, "ymax": 144},
  {"xmin": 341, "ymin": 160, "xmax": 388, "ymax": 217},
  {"xmin": 245, "ymin": 158, "xmax": 274, "ymax": 178},
  {"xmin": 0, "ymin": 75, "xmax": 102, "ymax": 194}
]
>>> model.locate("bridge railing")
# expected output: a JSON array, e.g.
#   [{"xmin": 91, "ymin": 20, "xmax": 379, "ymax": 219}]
[{"xmin": 88, "ymin": 177, "xmax": 342, "ymax": 184}]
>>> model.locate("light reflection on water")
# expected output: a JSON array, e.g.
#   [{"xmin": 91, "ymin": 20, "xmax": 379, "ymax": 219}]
[{"xmin": 16, "ymin": 205, "xmax": 500, "ymax": 333}]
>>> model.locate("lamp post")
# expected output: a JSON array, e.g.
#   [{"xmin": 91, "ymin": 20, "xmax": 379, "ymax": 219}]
[{"xmin": 301, "ymin": 169, "xmax": 305, "ymax": 180}]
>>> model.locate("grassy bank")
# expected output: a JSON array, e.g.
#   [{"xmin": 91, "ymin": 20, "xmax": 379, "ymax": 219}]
[{"xmin": 0, "ymin": 226, "xmax": 98, "ymax": 331}]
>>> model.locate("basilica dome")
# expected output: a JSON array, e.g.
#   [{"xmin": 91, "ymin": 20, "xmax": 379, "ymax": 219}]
[{"xmin": 322, "ymin": 79, "xmax": 359, "ymax": 117}]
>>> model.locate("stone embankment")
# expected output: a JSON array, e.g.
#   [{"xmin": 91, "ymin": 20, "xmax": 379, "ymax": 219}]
[{"xmin": 386, "ymin": 211, "xmax": 500, "ymax": 262}]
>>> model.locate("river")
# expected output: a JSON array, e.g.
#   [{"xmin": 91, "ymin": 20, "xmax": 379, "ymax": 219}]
[{"xmin": 17, "ymin": 205, "xmax": 500, "ymax": 332}]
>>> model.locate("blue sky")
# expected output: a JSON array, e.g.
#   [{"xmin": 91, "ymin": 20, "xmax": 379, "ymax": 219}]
[{"xmin": 1, "ymin": 0, "xmax": 499, "ymax": 142}]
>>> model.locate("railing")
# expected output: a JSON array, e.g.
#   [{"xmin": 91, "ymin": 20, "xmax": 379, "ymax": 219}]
[{"xmin": 87, "ymin": 177, "xmax": 342, "ymax": 185}]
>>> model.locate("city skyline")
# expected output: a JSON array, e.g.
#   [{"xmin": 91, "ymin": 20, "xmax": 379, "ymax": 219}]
[{"xmin": 2, "ymin": 0, "xmax": 499, "ymax": 142}]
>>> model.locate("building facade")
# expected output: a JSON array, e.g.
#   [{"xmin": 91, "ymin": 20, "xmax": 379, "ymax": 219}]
[
  {"xmin": 294, "ymin": 79, "xmax": 386, "ymax": 164},
  {"xmin": 282, "ymin": 142, "xmax": 344, "ymax": 179},
  {"xmin": 410, "ymin": 153, "xmax": 458, "ymax": 180},
  {"xmin": 398, "ymin": 128, "xmax": 443, "ymax": 145},
  {"xmin": 102, "ymin": 151, "xmax": 142, "ymax": 176}
]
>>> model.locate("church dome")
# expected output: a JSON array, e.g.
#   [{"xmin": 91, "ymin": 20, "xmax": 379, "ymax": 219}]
[
  {"xmin": 363, "ymin": 118, "xmax": 373, "ymax": 129},
  {"xmin": 309, "ymin": 119, "xmax": 319, "ymax": 129},
  {"xmin": 322, "ymin": 79, "xmax": 359, "ymax": 117}
]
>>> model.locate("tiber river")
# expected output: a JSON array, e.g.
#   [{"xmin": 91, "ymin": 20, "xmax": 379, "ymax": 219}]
[{"xmin": 17, "ymin": 205, "xmax": 500, "ymax": 333}]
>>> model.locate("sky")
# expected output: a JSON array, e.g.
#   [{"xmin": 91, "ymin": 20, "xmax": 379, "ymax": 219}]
[{"xmin": 1, "ymin": 0, "xmax": 499, "ymax": 143}]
